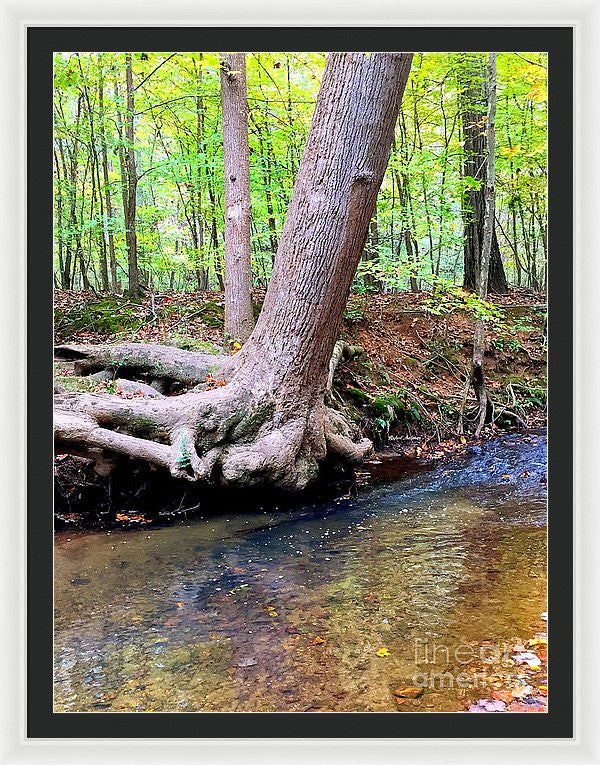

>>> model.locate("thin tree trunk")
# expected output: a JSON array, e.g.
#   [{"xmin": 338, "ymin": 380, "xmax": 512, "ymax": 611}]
[
  {"xmin": 66, "ymin": 96, "xmax": 84, "ymax": 289},
  {"xmin": 113, "ymin": 74, "xmax": 129, "ymax": 234},
  {"xmin": 98, "ymin": 54, "xmax": 119, "ymax": 292},
  {"xmin": 206, "ymin": 168, "xmax": 225, "ymax": 290},
  {"xmin": 56, "ymin": 140, "xmax": 73, "ymax": 288},
  {"xmin": 194, "ymin": 53, "xmax": 209, "ymax": 290},
  {"xmin": 220, "ymin": 52, "xmax": 254, "ymax": 341},
  {"xmin": 124, "ymin": 53, "xmax": 140, "ymax": 296},
  {"xmin": 392, "ymin": 130, "xmax": 419, "ymax": 292},
  {"xmin": 54, "ymin": 148, "xmax": 68, "ymax": 288},
  {"xmin": 77, "ymin": 56, "xmax": 110, "ymax": 292},
  {"xmin": 472, "ymin": 53, "xmax": 497, "ymax": 436},
  {"xmin": 250, "ymin": 110, "xmax": 280, "ymax": 263},
  {"xmin": 361, "ymin": 216, "xmax": 380, "ymax": 291},
  {"xmin": 459, "ymin": 53, "xmax": 508, "ymax": 295}
]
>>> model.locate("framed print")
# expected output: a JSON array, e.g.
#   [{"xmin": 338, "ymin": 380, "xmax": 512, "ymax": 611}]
[{"xmin": 1, "ymin": 2, "xmax": 598, "ymax": 763}]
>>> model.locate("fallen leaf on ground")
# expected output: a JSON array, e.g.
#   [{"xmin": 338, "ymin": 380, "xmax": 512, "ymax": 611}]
[
  {"xmin": 468, "ymin": 699, "xmax": 506, "ymax": 713},
  {"xmin": 376, "ymin": 647, "xmax": 391, "ymax": 657},
  {"xmin": 509, "ymin": 700, "xmax": 546, "ymax": 713},
  {"xmin": 528, "ymin": 637, "xmax": 547, "ymax": 648},
  {"xmin": 393, "ymin": 686, "xmax": 423, "ymax": 699},
  {"xmin": 511, "ymin": 683, "xmax": 534, "ymax": 699},
  {"xmin": 512, "ymin": 651, "xmax": 541, "ymax": 668}
]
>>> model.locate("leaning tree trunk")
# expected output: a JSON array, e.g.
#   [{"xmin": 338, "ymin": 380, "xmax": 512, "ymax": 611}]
[
  {"xmin": 55, "ymin": 52, "xmax": 413, "ymax": 492},
  {"xmin": 220, "ymin": 52, "xmax": 254, "ymax": 342},
  {"xmin": 460, "ymin": 53, "xmax": 508, "ymax": 296}
]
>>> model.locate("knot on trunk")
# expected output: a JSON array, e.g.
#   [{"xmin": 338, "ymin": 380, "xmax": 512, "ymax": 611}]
[{"xmin": 352, "ymin": 169, "xmax": 376, "ymax": 186}]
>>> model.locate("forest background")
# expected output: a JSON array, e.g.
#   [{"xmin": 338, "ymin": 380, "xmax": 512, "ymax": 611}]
[{"xmin": 53, "ymin": 51, "xmax": 547, "ymax": 296}]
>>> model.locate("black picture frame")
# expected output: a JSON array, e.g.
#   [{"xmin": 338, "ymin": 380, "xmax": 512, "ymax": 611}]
[{"xmin": 28, "ymin": 26, "xmax": 573, "ymax": 739}]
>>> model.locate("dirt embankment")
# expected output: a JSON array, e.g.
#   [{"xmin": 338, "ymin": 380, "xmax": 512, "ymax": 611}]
[{"xmin": 53, "ymin": 288, "xmax": 546, "ymax": 526}]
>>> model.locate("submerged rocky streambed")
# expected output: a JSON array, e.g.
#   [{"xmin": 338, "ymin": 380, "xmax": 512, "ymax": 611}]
[{"xmin": 54, "ymin": 431, "xmax": 547, "ymax": 713}]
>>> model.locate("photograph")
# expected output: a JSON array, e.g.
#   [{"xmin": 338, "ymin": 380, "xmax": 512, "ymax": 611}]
[{"xmin": 51, "ymin": 49, "xmax": 550, "ymax": 715}]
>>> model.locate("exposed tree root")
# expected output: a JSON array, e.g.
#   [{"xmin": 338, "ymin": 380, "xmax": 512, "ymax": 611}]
[
  {"xmin": 326, "ymin": 340, "xmax": 363, "ymax": 396},
  {"xmin": 54, "ymin": 346, "xmax": 371, "ymax": 491}
]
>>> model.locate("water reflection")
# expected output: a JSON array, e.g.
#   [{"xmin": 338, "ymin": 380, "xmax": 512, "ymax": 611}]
[{"xmin": 54, "ymin": 432, "xmax": 547, "ymax": 712}]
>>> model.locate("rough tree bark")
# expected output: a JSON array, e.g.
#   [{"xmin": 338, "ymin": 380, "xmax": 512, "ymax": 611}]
[
  {"xmin": 459, "ymin": 53, "xmax": 508, "ymax": 296},
  {"xmin": 471, "ymin": 52, "xmax": 496, "ymax": 436},
  {"xmin": 55, "ymin": 52, "xmax": 414, "ymax": 491},
  {"xmin": 220, "ymin": 52, "xmax": 254, "ymax": 342}
]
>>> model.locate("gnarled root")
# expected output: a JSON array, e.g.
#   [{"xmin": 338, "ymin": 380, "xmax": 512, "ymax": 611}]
[
  {"xmin": 326, "ymin": 340, "xmax": 363, "ymax": 397},
  {"xmin": 323, "ymin": 406, "xmax": 372, "ymax": 463},
  {"xmin": 54, "ymin": 383, "xmax": 373, "ymax": 491}
]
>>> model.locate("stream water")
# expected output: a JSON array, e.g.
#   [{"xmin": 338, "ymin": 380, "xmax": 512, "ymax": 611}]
[{"xmin": 54, "ymin": 431, "xmax": 547, "ymax": 713}]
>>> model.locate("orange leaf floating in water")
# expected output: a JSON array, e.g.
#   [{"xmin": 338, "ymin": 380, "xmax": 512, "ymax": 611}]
[{"xmin": 176, "ymin": 602, "xmax": 184, "ymax": 609}]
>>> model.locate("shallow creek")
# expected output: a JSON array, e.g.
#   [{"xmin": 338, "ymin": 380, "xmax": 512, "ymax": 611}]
[{"xmin": 54, "ymin": 431, "xmax": 547, "ymax": 712}]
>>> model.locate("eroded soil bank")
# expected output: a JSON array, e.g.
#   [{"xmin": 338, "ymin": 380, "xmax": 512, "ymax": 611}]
[{"xmin": 54, "ymin": 289, "xmax": 546, "ymax": 527}]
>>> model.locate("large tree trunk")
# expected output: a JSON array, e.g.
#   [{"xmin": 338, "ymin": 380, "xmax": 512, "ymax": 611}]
[
  {"xmin": 55, "ymin": 52, "xmax": 413, "ymax": 491},
  {"xmin": 459, "ymin": 53, "xmax": 508, "ymax": 296},
  {"xmin": 220, "ymin": 53, "xmax": 254, "ymax": 342}
]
